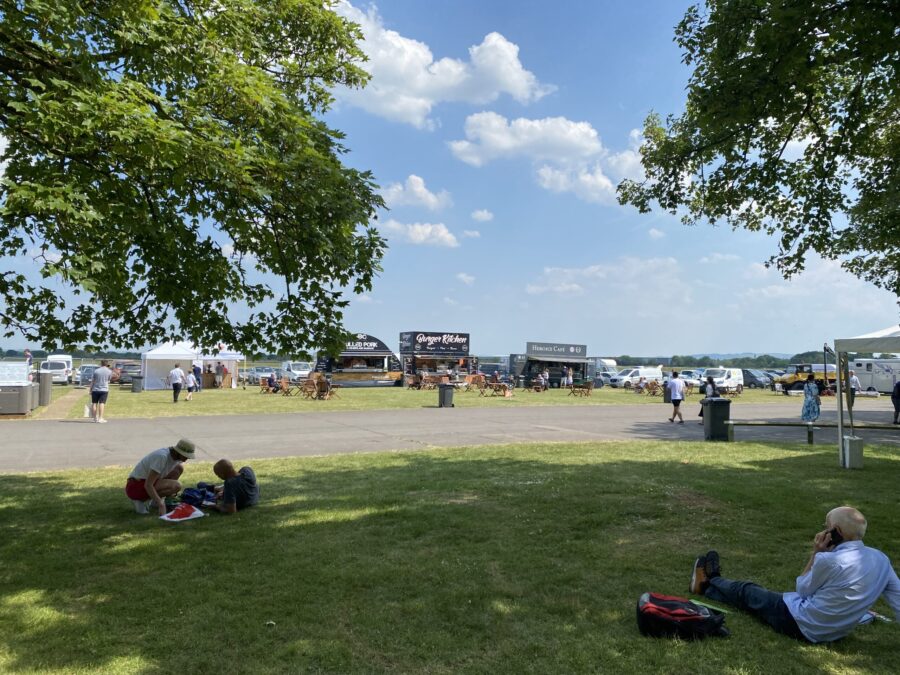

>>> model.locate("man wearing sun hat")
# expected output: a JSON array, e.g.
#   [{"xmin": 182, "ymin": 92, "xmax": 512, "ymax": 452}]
[{"xmin": 125, "ymin": 439, "xmax": 196, "ymax": 515}]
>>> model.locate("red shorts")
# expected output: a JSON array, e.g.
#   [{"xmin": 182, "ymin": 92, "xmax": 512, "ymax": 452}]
[{"xmin": 125, "ymin": 477, "xmax": 151, "ymax": 501}]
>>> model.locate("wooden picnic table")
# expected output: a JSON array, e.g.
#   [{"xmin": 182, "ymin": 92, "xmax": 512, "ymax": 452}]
[{"xmin": 480, "ymin": 382, "xmax": 511, "ymax": 397}]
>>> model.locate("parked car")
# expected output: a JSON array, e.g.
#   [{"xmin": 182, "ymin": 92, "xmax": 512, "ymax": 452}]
[
  {"xmin": 245, "ymin": 366, "xmax": 275, "ymax": 385},
  {"xmin": 38, "ymin": 360, "xmax": 71, "ymax": 384},
  {"xmin": 77, "ymin": 364, "xmax": 100, "ymax": 386},
  {"xmin": 116, "ymin": 363, "xmax": 142, "ymax": 385},
  {"xmin": 47, "ymin": 354, "xmax": 74, "ymax": 382},
  {"xmin": 742, "ymin": 369, "xmax": 772, "ymax": 389},
  {"xmin": 281, "ymin": 361, "xmax": 313, "ymax": 382},
  {"xmin": 608, "ymin": 367, "xmax": 663, "ymax": 388}
]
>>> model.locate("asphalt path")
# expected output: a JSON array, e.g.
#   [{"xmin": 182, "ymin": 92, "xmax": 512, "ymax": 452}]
[{"xmin": 1, "ymin": 399, "xmax": 897, "ymax": 474}]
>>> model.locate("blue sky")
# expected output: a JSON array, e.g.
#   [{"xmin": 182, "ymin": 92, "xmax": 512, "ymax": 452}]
[
  {"xmin": 324, "ymin": 0, "xmax": 898, "ymax": 357},
  {"xmin": 3, "ymin": 1, "xmax": 897, "ymax": 356}
]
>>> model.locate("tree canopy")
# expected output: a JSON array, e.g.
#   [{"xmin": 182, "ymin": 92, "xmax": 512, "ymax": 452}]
[
  {"xmin": 618, "ymin": 0, "xmax": 900, "ymax": 298},
  {"xmin": 0, "ymin": 0, "xmax": 385, "ymax": 356}
]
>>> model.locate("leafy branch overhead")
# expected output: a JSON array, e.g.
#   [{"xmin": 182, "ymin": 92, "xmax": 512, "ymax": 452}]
[
  {"xmin": 0, "ymin": 0, "xmax": 386, "ymax": 355},
  {"xmin": 618, "ymin": 0, "xmax": 900, "ymax": 298}
]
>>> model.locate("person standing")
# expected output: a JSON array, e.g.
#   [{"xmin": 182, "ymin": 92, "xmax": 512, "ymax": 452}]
[
  {"xmin": 215, "ymin": 361, "xmax": 225, "ymax": 388},
  {"xmin": 698, "ymin": 375, "xmax": 717, "ymax": 424},
  {"xmin": 848, "ymin": 370, "xmax": 861, "ymax": 408},
  {"xmin": 542, "ymin": 367, "xmax": 550, "ymax": 390},
  {"xmin": 666, "ymin": 371, "xmax": 686, "ymax": 424},
  {"xmin": 192, "ymin": 363, "xmax": 202, "ymax": 392},
  {"xmin": 90, "ymin": 359, "xmax": 115, "ymax": 423},
  {"xmin": 169, "ymin": 362, "xmax": 186, "ymax": 403},
  {"xmin": 801, "ymin": 373, "xmax": 820, "ymax": 422},
  {"xmin": 891, "ymin": 379, "xmax": 900, "ymax": 425}
]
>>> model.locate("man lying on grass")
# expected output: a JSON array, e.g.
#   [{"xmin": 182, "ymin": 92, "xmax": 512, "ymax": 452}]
[
  {"xmin": 690, "ymin": 506, "xmax": 900, "ymax": 643},
  {"xmin": 125, "ymin": 439, "xmax": 195, "ymax": 515},
  {"xmin": 210, "ymin": 459, "xmax": 259, "ymax": 515}
]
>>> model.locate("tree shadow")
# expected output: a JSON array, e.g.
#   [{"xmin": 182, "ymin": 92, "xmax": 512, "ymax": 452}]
[{"xmin": 0, "ymin": 445, "xmax": 897, "ymax": 672}]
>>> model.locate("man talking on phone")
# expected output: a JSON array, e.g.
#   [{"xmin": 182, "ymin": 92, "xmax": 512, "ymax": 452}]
[{"xmin": 689, "ymin": 506, "xmax": 900, "ymax": 642}]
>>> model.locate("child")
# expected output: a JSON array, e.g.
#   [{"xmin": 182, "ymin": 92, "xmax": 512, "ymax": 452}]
[{"xmin": 185, "ymin": 370, "xmax": 198, "ymax": 401}]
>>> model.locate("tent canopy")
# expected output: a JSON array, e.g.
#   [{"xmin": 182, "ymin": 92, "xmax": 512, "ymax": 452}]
[
  {"xmin": 142, "ymin": 341, "xmax": 200, "ymax": 360},
  {"xmin": 834, "ymin": 325, "xmax": 900, "ymax": 353}
]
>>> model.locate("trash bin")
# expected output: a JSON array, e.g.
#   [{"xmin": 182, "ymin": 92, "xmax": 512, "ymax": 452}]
[
  {"xmin": 39, "ymin": 372, "xmax": 52, "ymax": 406},
  {"xmin": 663, "ymin": 383, "xmax": 672, "ymax": 404},
  {"xmin": 438, "ymin": 383, "xmax": 455, "ymax": 408},
  {"xmin": 702, "ymin": 397, "xmax": 731, "ymax": 441},
  {"xmin": 131, "ymin": 375, "xmax": 144, "ymax": 393}
]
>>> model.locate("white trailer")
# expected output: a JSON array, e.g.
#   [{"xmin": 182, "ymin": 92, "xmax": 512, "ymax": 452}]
[{"xmin": 849, "ymin": 358, "xmax": 900, "ymax": 394}]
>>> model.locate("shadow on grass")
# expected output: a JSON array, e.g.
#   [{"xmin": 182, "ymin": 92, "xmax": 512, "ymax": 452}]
[{"xmin": 0, "ymin": 445, "xmax": 898, "ymax": 673}]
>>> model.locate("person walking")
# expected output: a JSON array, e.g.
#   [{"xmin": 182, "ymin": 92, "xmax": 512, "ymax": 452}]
[
  {"xmin": 801, "ymin": 373, "xmax": 820, "ymax": 422},
  {"xmin": 185, "ymin": 369, "xmax": 198, "ymax": 401},
  {"xmin": 666, "ymin": 371, "xmax": 686, "ymax": 424},
  {"xmin": 169, "ymin": 362, "xmax": 186, "ymax": 403},
  {"xmin": 848, "ymin": 370, "xmax": 861, "ymax": 408},
  {"xmin": 89, "ymin": 359, "xmax": 115, "ymax": 423},
  {"xmin": 192, "ymin": 363, "xmax": 202, "ymax": 392}
]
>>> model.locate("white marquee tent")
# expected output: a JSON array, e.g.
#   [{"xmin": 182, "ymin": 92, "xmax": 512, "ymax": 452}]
[
  {"xmin": 141, "ymin": 342, "xmax": 201, "ymax": 390},
  {"xmin": 141, "ymin": 342, "xmax": 246, "ymax": 390},
  {"xmin": 832, "ymin": 325, "xmax": 900, "ymax": 466}
]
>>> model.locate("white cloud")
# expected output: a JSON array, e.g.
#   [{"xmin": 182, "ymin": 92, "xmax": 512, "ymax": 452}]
[
  {"xmin": 462, "ymin": 230, "xmax": 481, "ymax": 238},
  {"xmin": 536, "ymin": 163, "xmax": 616, "ymax": 204},
  {"xmin": 27, "ymin": 247, "xmax": 62, "ymax": 264},
  {"xmin": 648, "ymin": 228, "xmax": 665, "ymax": 240},
  {"xmin": 443, "ymin": 297, "xmax": 459, "ymax": 306},
  {"xmin": 449, "ymin": 112, "xmax": 602, "ymax": 167},
  {"xmin": 335, "ymin": 3, "xmax": 553, "ymax": 128},
  {"xmin": 355, "ymin": 294, "xmax": 374, "ymax": 303},
  {"xmin": 456, "ymin": 272, "xmax": 475, "ymax": 285},
  {"xmin": 700, "ymin": 253, "xmax": 741, "ymax": 264},
  {"xmin": 381, "ymin": 218, "xmax": 459, "ymax": 247},
  {"xmin": 381, "ymin": 174, "xmax": 451, "ymax": 210},
  {"xmin": 471, "ymin": 209, "xmax": 494, "ymax": 222}
]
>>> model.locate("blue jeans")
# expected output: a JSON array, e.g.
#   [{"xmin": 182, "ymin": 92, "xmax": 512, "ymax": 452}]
[{"xmin": 705, "ymin": 577, "xmax": 807, "ymax": 640}]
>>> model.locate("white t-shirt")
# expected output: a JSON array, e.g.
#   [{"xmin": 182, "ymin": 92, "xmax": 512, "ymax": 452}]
[
  {"xmin": 169, "ymin": 368, "xmax": 185, "ymax": 384},
  {"xmin": 129, "ymin": 447, "xmax": 181, "ymax": 481},
  {"xmin": 667, "ymin": 377, "xmax": 686, "ymax": 400},
  {"xmin": 186, "ymin": 373, "xmax": 198, "ymax": 388}
]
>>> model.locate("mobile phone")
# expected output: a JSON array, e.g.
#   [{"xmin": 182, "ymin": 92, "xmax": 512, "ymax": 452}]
[{"xmin": 828, "ymin": 528, "xmax": 844, "ymax": 547}]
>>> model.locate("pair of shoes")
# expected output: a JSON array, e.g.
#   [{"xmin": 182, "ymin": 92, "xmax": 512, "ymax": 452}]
[
  {"xmin": 678, "ymin": 420, "xmax": 684, "ymax": 424},
  {"xmin": 97, "ymin": 418, "xmax": 107, "ymax": 424},
  {"xmin": 132, "ymin": 499, "xmax": 150, "ymax": 515},
  {"xmin": 668, "ymin": 418, "xmax": 674, "ymax": 423},
  {"xmin": 689, "ymin": 550, "xmax": 721, "ymax": 594}
]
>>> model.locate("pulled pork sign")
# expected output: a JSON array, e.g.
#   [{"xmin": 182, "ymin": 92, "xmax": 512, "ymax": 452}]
[
  {"xmin": 343, "ymin": 334, "xmax": 392, "ymax": 356},
  {"xmin": 400, "ymin": 332, "xmax": 470, "ymax": 356}
]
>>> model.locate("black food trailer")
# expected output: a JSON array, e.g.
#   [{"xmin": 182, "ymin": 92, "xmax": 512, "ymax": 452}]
[
  {"xmin": 509, "ymin": 342, "xmax": 588, "ymax": 388},
  {"xmin": 399, "ymin": 331, "xmax": 474, "ymax": 383},
  {"xmin": 315, "ymin": 334, "xmax": 403, "ymax": 387}
]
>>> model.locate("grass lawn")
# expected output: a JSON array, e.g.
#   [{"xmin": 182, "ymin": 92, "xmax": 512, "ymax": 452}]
[
  {"xmin": 61, "ymin": 384, "xmax": 804, "ymax": 420},
  {"xmin": 1, "ymin": 440, "xmax": 897, "ymax": 674}
]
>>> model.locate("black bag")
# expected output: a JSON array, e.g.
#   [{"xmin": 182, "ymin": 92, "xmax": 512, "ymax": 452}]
[{"xmin": 637, "ymin": 592, "xmax": 728, "ymax": 639}]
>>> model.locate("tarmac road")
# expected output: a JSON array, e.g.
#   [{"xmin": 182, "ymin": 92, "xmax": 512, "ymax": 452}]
[{"xmin": 1, "ymin": 399, "xmax": 896, "ymax": 474}]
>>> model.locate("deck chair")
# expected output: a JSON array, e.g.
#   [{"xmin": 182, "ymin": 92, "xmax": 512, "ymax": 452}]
[{"xmin": 280, "ymin": 377, "xmax": 294, "ymax": 396}]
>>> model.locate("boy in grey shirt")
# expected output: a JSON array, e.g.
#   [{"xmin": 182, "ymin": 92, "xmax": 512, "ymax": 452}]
[{"xmin": 90, "ymin": 360, "xmax": 115, "ymax": 423}]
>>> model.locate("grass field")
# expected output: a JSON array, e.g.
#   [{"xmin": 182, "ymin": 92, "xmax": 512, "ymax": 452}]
[
  {"xmin": 57, "ymin": 384, "xmax": 813, "ymax": 420},
  {"xmin": 1, "ymin": 440, "xmax": 897, "ymax": 673}
]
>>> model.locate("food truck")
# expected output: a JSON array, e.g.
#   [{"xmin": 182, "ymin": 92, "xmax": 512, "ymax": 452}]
[
  {"xmin": 399, "ymin": 331, "xmax": 473, "ymax": 383},
  {"xmin": 315, "ymin": 333, "xmax": 403, "ymax": 387},
  {"xmin": 509, "ymin": 342, "xmax": 589, "ymax": 388}
]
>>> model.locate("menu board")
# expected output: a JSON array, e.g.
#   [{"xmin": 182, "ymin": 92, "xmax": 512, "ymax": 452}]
[{"xmin": 0, "ymin": 362, "xmax": 31, "ymax": 385}]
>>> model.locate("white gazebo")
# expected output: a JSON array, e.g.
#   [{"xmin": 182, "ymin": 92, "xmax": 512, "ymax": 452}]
[
  {"xmin": 141, "ymin": 342, "xmax": 201, "ymax": 390},
  {"xmin": 833, "ymin": 325, "xmax": 900, "ymax": 467},
  {"xmin": 199, "ymin": 344, "xmax": 245, "ymax": 389}
]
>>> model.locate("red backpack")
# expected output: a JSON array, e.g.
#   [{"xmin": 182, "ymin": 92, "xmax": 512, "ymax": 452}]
[{"xmin": 637, "ymin": 592, "xmax": 729, "ymax": 639}]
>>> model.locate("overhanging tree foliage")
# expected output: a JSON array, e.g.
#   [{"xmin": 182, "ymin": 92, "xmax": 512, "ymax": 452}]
[
  {"xmin": 618, "ymin": 0, "xmax": 900, "ymax": 299},
  {"xmin": 0, "ymin": 0, "xmax": 385, "ymax": 356}
]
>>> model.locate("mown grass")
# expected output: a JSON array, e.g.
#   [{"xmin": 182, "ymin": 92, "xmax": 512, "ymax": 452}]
[
  {"xmin": 1, "ymin": 441, "xmax": 897, "ymax": 674},
  {"xmin": 59, "ymin": 384, "xmax": 811, "ymax": 420}
]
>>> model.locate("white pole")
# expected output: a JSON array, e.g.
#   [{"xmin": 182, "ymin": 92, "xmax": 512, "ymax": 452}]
[{"xmin": 835, "ymin": 345, "xmax": 844, "ymax": 467}]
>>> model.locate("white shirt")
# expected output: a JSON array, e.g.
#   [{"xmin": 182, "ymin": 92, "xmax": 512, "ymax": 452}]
[
  {"xmin": 850, "ymin": 375, "xmax": 861, "ymax": 391},
  {"xmin": 784, "ymin": 540, "xmax": 900, "ymax": 643},
  {"xmin": 129, "ymin": 448, "xmax": 181, "ymax": 481},
  {"xmin": 667, "ymin": 377, "xmax": 686, "ymax": 400},
  {"xmin": 169, "ymin": 367, "xmax": 185, "ymax": 384},
  {"xmin": 185, "ymin": 373, "xmax": 198, "ymax": 388}
]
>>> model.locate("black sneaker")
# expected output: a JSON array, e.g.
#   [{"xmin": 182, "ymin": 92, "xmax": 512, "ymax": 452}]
[
  {"xmin": 705, "ymin": 550, "xmax": 721, "ymax": 580},
  {"xmin": 690, "ymin": 555, "xmax": 709, "ymax": 594}
]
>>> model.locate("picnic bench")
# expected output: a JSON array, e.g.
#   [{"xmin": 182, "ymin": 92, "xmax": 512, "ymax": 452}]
[
  {"xmin": 567, "ymin": 381, "xmax": 594, "ymax": 397},
  {"xmin": 480, "ymin": 382, "xmax": 512, "ymax": 397}
]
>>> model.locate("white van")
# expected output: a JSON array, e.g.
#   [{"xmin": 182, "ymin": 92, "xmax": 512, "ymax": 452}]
[
  {"xmin": 281, "ymin": 361, "xmax": 313, "ymax": 382},
  {"xmin": 47, "ymin": 354, "xmax": 74, "ymax": 383},
  {"xmin": 703, "ymin": 367, "xmax": 744, "ymax": 393},
  {"xmin": 608, "ymin": 366, "xmax": 663, "ymax": 388}
]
